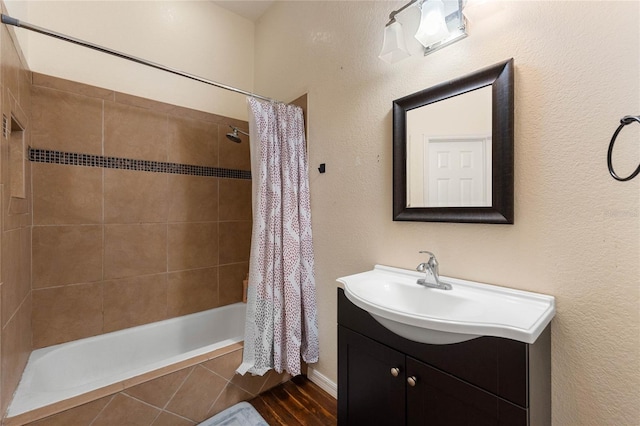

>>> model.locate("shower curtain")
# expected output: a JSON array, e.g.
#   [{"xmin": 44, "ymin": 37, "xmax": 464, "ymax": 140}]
[{"xmin": 237, "ymin": 97, "xmax": 319, "ymax": 376}]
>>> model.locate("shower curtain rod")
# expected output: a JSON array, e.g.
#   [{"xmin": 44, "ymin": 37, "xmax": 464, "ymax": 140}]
[{"xmin": 1, "ymin": 14, "xmax": 282, "ymax": 104}]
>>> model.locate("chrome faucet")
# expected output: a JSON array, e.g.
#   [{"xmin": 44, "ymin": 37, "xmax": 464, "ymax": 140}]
[{"xmin": 416, "ymin": 251, "xmax": 452, "ymax": 290}]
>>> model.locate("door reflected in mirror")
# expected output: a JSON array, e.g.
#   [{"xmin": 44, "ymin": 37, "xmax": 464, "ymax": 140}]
[{"xmin": 406, "ymin": 85, "xmax": 492, "ymax": 208}]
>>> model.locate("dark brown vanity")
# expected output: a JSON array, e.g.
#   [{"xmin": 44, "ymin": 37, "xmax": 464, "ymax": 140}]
[{"xmin": 337, "ymin": 288, "xmax": 551, "ymax": 425}]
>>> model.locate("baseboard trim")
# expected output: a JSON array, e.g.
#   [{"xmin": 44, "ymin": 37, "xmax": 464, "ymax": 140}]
[{"xmin": 306, "ymin": 367, "xmax": 337, "ymax": 399}]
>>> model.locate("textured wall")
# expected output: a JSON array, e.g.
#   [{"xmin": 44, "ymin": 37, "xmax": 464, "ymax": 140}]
[
  {"xmin": 254, "ymin": 1, "xmax": 639, "ymax": 425},
  {"xmin": 5, "ymin": 1, "xmax": 255, "ymax": 120}
]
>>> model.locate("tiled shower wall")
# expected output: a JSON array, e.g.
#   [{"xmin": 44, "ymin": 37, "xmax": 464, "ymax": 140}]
[
  {"xmin": 30, "ymin": 73, "xmax": 253, "ymax": 348},
  {"xmin": 0, "ymin": 10, "xmax": 33, "ymax": 419}
]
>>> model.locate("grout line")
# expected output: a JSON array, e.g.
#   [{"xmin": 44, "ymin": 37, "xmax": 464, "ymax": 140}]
[
  {"xmin": 30, "ymin": 220, "xmax": 249, "ymax": 226},
  {"xmin": 256, "ymin": 370, "xmax": 274, "ymax": 395},
  {"xmin": 31, "ymin": 262, "xmax": 249, "ymax": 291},
  {"xmin": 1, "ymin": 285, "xmax": 31, "ymax": 332},
  {"xmin": 101, "ymin": 99, "xmax": 105, "ymax": 157},
  {"xmin": 101, "ymin": 119, "xmax": 106, "ymax": 334},
  {"xmin": 161, "ymin": 365, "xmax": 196, "ymax": 411},
  {"xmin": 87, "ymin": 394, "xmax": 116, "ymax": 426},
  {"xmin": 112, "ymin": 393, "xmax": 169, "ymax": 424},
  {"xmin": 149, "ymin": 409, "xmax": 163, "ymax": 426},
  {"xmin": 216, "ymin": 177, "xmax": 220, "ymax": 305},
  {"xmin": 203, "ymin": 381, "xmax": 231, "ymax": 420},
  {"xmin": 157, "ymin": 409, "xmax": 197, "ymax": 424},
  {"xmin": 166, "ymin": 209, "xmax": 170, "ymax": 313}
]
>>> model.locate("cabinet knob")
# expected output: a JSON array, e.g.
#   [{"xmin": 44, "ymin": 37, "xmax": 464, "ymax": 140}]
[
  {"xmin": 407, "ymin": 376, "xmax": 418, "ymax": 387},
  {"xmin": 390, "ymin": 367, "xmax": 400, "ymax": 377}
]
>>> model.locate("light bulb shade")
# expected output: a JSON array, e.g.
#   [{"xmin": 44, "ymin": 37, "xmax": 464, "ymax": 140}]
[
  {"xmin": 378, "ymin": 21, "xmax": 411, "ymax": 64},
  {"xmin": 414, "ymin": 0, "xmax": 450, "ymax": 48}
]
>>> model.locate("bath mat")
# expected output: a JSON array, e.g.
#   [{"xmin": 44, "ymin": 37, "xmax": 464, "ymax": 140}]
[{"xmin": 198, "ymin": 402, "xmax": 269, "ymax": 426}]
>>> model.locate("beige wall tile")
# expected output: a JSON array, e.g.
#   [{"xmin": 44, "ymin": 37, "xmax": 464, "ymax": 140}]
[
  {"xmin": 218, "ymin": 125, "xmax": 250, "ymax": 170},
  {"xmin": 19, "ymin": 70, "xmax": 32, "ymax": 114},
  {"xmin": 104, "ymin": 169, "xmax": 168, "ymax": 224},
  {"xmin": 1, "ymin": 227, "xmax": 31, "ymax": 327},
  {"xmin": 165, "ymin": 365, "xmax": 227, "ymax": 422},
  {"xmin": 7, "ymin": 198, "xmax": 30, "ymax": 218},
  {"xmin": 0, "ymin": 103, "xmax": 7, "ymax": 179},
  {"xmin": 30, "ymin": 396, "xmax": 112, "ymax": 426},
  {"xmin": 104, "ymin": 224, "xmax": 167, "ymax": 280},
  {"xmin": 32, "ymin": 163, "xmax": 103, "ymax": 225},
  {"xmin": 114, "ymin": 92, "xmax": 175, "ymax": 114},
  {"xmin": 32, "ymin": 226, "xmax": 102, "ymax": 288},
  {"xmin": 32, "ymin": 283, "xmax": 103, "ymax": 348},
  {"xmin": 230, "ymin": 369, "xmax": 269, "ymax": 397},
  {"xmin": 218, "ymin": 221, "xmax": 251, "ymax": 265},
  {"xmin": 92, "ymin": 394, "xmax": 160, "ymax": 426},
  {"xmin": 168, "ymin": 117, "xmax": 219, "ymax": 167},
  {"xmin": 10, "ymin": 80, "xmax": 30, "ymax": 131},
  {"xmin": 167, "ymin": 175, "xmax": 218, "ymax": 223},
  {"xmin": 2, "ymin": 26, "xmax": 21, "ymax": 108},
  {"xmin": 218, "ymin": 262, "xmax": 248, "ymax": 306},
  {"xmin": 124, "ymin": 367, "xmax": 191, "ymax": 409},
  {"xmin": 103, "ymin": 274, "xmax": 168, "ymax": 332},
  {"xmin": 168, "ymin": 223, "xmax": 218, "ymax": 271},
  {"xmin": 218, "ymin": 178, "xmax": 251, "ymax": 221},
  {"xmin": 167, "ymin": 268, "xmax": 219, "ymax": 317},
  {"xmin": 260, "ymin": 369, "xmax": 291, "ymax": 393},
  {"xmin": 151, "ymin": 411, "xmax": 195, "ymax": 426},
  {"xmin": 104, "ymin": 102, "xmax": 168, "ymax": 161},
  {"xmin": 206, "ymin": 382, "xmax": 252, "ymax": 418},
  {"xmin": 32, "ymin": 73, "xmax": 114, "ymax": 101},
  {"xmin": 1, "ymin": 297, "xmax": 32, "ymax": 417},
  {"xmin": 201, "ymin": 348, "xmax": 243, "ymax": 381},
  {"xmin": 31, "ymin": 86, "xmax": 103, "ymax": 155},
  {"xmin": 169, "ymin": 104, "xmax": 229, "ymax": 125}
]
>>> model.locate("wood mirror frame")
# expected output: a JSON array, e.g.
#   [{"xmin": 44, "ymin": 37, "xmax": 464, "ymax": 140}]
[{"xmin": 393, "ymin": 59, "xmax": 514, "ymax": 224}]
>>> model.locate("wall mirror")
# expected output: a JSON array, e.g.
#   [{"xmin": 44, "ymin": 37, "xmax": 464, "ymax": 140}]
[{"xmin": 393, "ymin": 59, "xmax": 514, "ymax": 224}]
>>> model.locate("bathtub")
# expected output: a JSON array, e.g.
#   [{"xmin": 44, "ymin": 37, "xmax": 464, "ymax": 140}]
[{"xmin": 8, "ymin": 303, "xmax": 246, "ymax": 420}]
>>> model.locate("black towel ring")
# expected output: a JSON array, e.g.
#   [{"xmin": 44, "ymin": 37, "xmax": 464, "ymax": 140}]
[{"xmin": 607, "ymin": 115, "xmax": 640, "ymax": 181}]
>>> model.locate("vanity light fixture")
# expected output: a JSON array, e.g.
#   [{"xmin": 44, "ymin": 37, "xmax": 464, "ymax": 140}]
[
  {"xmin": 378, "ymin": 0, "xmax": 468, "ymax": 63},
  {"xmin": 378, "ymin": 0, "xmax": 418, "ymax": 64},
  {"xmin": 379, "ymin": 20, "xmax": 411, "ymax": 64},
  {"xmin": 414, "ymin": 0, "xmax": 449, "ymax": 47},
  {"xmin": 462, "ymin": 0, "xmax": 505, "ymax": 23}
]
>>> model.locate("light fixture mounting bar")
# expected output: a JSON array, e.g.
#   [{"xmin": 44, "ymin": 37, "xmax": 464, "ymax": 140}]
[
  {"xmin": 423, "ymin": 0, "xmax": 467, "ymax": 56},
  {"xmin": 386, "ymin": 0, "xmax": 420, "ymax": 25}
]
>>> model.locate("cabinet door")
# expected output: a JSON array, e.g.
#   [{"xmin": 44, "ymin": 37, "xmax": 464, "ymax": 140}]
[
  {"xmin": 338, "ymin": 326, "xmax": 406, "ymax": 426},
  {"xmin": 406, "ymin": 357, "xmax": 527, "ymax": 426}
]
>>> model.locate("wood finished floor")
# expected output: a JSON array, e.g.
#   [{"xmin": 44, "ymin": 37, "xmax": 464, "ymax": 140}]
[{"xmin": 250, "ymin": 375, "xmax": 337, "ymax": 425}]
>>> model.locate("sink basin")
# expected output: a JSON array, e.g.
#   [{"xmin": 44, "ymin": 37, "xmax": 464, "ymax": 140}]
[{"xmin": 337, "ymin": 265, "xmax": 555, "ymax": 345}]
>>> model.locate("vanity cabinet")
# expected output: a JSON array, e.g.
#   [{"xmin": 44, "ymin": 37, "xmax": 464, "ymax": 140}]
[{"xmin": 337, "ymin": 288, "xmax": 551, "ymax": 426}]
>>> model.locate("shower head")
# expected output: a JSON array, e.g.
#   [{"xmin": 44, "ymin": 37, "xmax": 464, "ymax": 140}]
[{"xmin": 226, "ymin": 125, "xmax": 249, "ymax": 143}]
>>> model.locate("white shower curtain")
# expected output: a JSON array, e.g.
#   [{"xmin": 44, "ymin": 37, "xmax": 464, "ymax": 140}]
[{"xmin": 237, "ymin": 97, "xmax": 319, "ymax": 377}]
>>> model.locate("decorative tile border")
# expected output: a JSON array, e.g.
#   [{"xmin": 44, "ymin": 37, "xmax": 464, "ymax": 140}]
[{"xmin": 28, "ymin": 148, "xmax": 251, "ymax": 180}]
